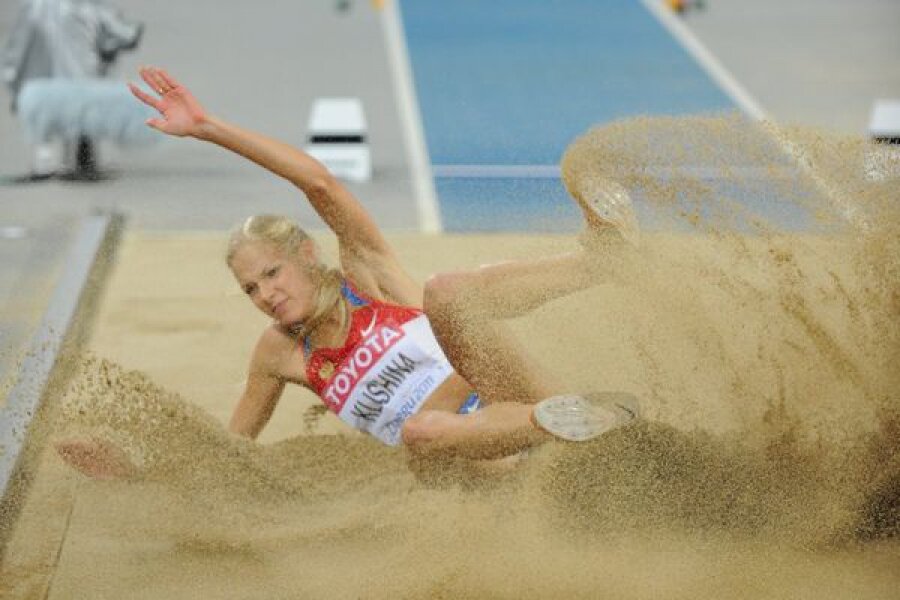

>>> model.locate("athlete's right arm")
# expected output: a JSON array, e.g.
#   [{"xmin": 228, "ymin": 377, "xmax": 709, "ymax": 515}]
[{"xmin": 228, "ymin": 331, "xmax": 287, "ymax": 440}]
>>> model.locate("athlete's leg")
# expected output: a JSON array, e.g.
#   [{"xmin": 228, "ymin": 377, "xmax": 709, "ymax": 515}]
[
  {"xmin": 402, "ymin": 402, "xmax": 550, "ymax": 460},
  {"xmin": 428, "ymin": 252, "xmax": 600, "ymax": 320},
  {"xmin": 403, "ymin": 391, "xmax": 640, "ymax": 460},
  {"xmin": 422, "ymin": 250, "xmax": 620, "ymax": 405},
  {"xmin": 413, "ymin": 177, "xmax": 642, "ymax": 464},
  {"xmin": 422, "ymin": 175, "xmax": 639, "ymax": 406},
  {"xmin": 424, "ymin": 272, "xmax": 555, "ymax": 405}
]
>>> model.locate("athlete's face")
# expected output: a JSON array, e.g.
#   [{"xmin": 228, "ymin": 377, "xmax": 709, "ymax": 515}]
[{"xmin": 229, "ymin": 241, "xmax": 318, "ymax": 327}]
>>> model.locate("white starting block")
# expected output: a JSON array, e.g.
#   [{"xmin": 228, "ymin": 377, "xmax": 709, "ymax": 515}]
[
  {"xmin": 868, "ymin": 99, "xmax": 900, "ymax": 143},
  {"xmin": 305, "ymin": 97, "xmax": 372, "ymax": 182},
  {"xmin": 864, "ymin": 99, "xmax": 900, "ymax": 181}
]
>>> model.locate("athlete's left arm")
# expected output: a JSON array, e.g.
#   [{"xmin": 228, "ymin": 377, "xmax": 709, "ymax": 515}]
[{"xmin": 130, "ymin": 67, "xmax": 422, "ymax": 304}]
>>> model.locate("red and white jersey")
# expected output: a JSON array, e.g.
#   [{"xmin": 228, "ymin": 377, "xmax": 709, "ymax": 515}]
[{"xmin": 305, "ymin": 282, "xmax": 454, "ymax": 446}]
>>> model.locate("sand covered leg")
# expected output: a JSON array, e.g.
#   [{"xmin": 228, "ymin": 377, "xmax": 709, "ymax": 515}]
[
  {"xmin": 404, "ymin": 401, "xmax": 551, "ymax": 460},
  {"xmin": 423, "ymin": 254, "xmax": 607, "ymax": 405},
  {"xmin": 421, "ymin": 175, "xmax": 641, "ymax": 401},
  {"xmin": 422, "ymin": 224, "xmax": 640, "ymax": 406}
]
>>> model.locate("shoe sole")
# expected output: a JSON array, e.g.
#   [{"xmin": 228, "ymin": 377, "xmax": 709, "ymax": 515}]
[
  {"xmin": 533, "ymin": 391, "xmax": 640, "ymax": 442},
  {"xmin": 572, "ymin": 177, "xmax": 640, "ymax": 247}
]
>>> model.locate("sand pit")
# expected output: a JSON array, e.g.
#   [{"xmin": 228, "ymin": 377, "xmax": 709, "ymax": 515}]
[{"xmin": 2, "ymin": 116, "xmax": 898, "ymax": 598}]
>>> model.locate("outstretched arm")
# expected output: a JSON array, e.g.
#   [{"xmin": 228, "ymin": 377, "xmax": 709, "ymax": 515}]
[
  {"xmin": 129, "ymin": 67, "xmax": 395, "ymax": 263},
  {"xmin": 228, "ymin": 331, "xmax": 287, "ymax": 440}
]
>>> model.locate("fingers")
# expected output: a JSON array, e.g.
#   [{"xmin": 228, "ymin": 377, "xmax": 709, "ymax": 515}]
[
  {"xmin": 127, "ymin": 83, "xmax": 167, "ymax": 132},
  {"xmin": 139, "ymin": 66, "xmax": 170, "ymax": 95},
  {"xmin": 139, "ymin": 66, "xmax": 163, "ymax": 94},
  {"xmin": 128, "ymin": 81, "xmax": 162, "ymax": 110},
  {"xmin": 136, "ymin": 66, "xmax": 183, "ymax": 99},
  {"xmin": 157, "ymin": 68, "xmax": 181, "ymax": 91},
  {"xmin": 133, "ymin": 67, "xmax": 176, "ymax": 133}
]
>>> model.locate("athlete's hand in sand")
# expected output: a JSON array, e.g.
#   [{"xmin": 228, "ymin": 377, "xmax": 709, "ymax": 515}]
[
  {"xmin": 129, "ymin": 67, "xmax": 207, "ymax": 138},
  {"xmin": 55, "ymin": 438, "xmax": 139, "ymax": 481}
]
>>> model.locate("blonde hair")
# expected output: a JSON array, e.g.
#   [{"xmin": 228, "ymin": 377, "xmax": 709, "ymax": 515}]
[{"xmin": 227, "ymin": 215, "xmax": 347, "ymax": 336}]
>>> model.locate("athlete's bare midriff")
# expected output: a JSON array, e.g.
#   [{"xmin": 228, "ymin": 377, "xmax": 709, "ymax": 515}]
[{"xmin": 418, "ymin": 372, "xmax": 476, "ymax": 413}]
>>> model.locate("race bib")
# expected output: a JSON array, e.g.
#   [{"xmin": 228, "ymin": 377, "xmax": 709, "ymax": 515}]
[{"xmin": 320, "ymin": 313, "xmax": 453, "ymax": 446}]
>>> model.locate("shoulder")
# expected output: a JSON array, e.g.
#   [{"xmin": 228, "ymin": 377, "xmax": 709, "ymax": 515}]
[
  {"xmin": 257, "ymin": 322, "xmax": 295, "ymax": 347},
  {"xmin": 339, "ymin": 245, "xmax": 424, "ymax": 308},
  {"xmin": 251, "ymin": 324, "xmax": 302, "ymax": 374}
]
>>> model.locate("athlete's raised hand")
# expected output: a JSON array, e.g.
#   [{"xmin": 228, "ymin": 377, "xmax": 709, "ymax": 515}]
[{"xmin": 129, "ymin": 66, "xmax": 207, "ymax": 137}]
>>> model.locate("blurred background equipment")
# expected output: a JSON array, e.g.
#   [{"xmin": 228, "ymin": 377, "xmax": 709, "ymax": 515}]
[
  {"xmin": 16, "ymin": 78, "xmax": 156, "ymax": 175},
  {"xmin": 1, "ymin": 0, "xmax": 143, "ymax": 181},
  {"xmin": 666, "ymin": 0, "xmax": 706, "ymax": 15}
]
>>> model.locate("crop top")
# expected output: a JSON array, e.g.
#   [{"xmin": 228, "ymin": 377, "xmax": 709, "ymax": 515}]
[{"xmin": 303, "ymin": 281, "xmax": 455, "ymax": 445}]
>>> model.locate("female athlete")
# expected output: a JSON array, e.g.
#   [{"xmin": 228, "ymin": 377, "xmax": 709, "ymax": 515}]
[{"xmin": 58, "ymin": 66, "xmax": 640, "ymax": 479}]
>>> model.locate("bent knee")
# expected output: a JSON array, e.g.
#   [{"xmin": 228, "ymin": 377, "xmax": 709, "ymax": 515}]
[
  {"xmin": 423, "ymin": 272, "xmax": 466, "ymax": 316},
  {"xmin": 423, "ymin": 270, "xmax": 490, "ymax": 318}
]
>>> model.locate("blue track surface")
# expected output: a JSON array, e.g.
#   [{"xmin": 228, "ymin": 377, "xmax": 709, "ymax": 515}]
[{"xmin": 400, "ymin": 0, "xmax": 742, "ymax": 232}]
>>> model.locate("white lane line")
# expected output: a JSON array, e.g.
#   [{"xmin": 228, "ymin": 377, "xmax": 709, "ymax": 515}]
[
  {"xmin": 432, "ymin": 164, "xmax": 798, "ymax": 180},
  {"xmin": 640, "ymin": 0, "xmax": 768, "ymax": 121},
  {"xmin": 641, "ymin": 0, "xmax": 870, "ymax": 232},
  {"xmin": 432, "ymin": 164, "xmax": 562, "ymax": 178},
  {"xmin": 380, "ymin": 0, "xmax": 443, "ymax": 233}
]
